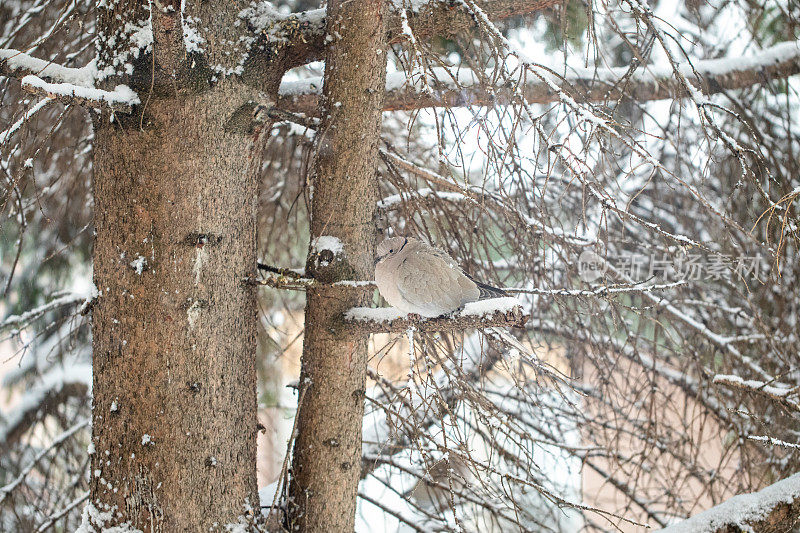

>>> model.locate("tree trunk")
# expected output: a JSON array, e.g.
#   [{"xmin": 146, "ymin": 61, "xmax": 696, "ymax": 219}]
[
  {"xmin": 90, "ymin": 81, "xmax": 265, "ymax": 531},
  {"xmin": 86, "ymin": 1, "xmax": 279, "ymax": 529},
  {"xmin": 288, "ymin": 0, "xmax": 388, "ymax": 531}
]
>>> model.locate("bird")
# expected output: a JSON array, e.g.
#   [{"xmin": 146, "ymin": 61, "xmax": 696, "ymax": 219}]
[{"xmin": 374, "ymin": 236, "xmax": 506, "ymax": 318}]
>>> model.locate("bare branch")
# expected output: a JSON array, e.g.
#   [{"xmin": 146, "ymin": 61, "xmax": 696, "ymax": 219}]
[
  {"xmin": 247, "ymin": 0, "xmax": 560, "ymax": 73},
  {"xmin": 0, "ymin": 98, "xmax": 53, "ymax": 146},
  {"xmin": 379, "ymin": 149, "xmax": 596, "ymax": 247},
  {"xmin": 358, "ymin": 491, "xmax": 428, "ymax": 533},
  {"xmin": 278, "ymin": 39, "xmax": 800, "ymax": 115},
  {"xmin": 0, "ymin": 419, "xmax": 89, "ymax": 504}
]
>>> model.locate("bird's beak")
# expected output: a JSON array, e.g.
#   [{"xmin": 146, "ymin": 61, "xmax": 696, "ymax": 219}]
[{"xmin": 373, "ymin": 256, "xmax": 381, "ymax": 267}]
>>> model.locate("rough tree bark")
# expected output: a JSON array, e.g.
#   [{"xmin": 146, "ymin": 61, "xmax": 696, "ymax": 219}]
[
  {"xmin": 287, "ymin": 0, "xmax": 388, "ymax": 531},
  {"xmin": 86, "ymin": 1, "xmax": 282, "ymax": 529}
]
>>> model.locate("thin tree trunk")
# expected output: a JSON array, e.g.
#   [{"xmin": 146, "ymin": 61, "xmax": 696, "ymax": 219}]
[{"xmin": 288, "ymin": 0, "xmax": 388, "ymax": 530}]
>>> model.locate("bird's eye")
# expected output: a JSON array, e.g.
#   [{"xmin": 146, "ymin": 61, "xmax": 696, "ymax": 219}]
[{"xmin": 389, "ymin": 249, "xmax": 394, "ymax": 253}]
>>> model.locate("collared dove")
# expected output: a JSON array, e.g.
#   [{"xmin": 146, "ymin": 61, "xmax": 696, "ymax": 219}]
[{"xmin": 374, "ymin": 237, "xmax": 506, "ymax": 318}]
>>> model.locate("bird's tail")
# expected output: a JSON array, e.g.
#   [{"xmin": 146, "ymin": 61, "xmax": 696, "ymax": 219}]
[{"xmin": 475, "ymin": 280, "xmax": 507, "ymax": 299}]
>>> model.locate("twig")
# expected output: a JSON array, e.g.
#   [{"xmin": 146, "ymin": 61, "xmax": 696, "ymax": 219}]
[
  {"xmin": 265, "ymin": 379, "xmax": 311, "ymax": 519},
  {"xmin": 36, "ymin": 492, "xmax": 89, "ymax": 532}
]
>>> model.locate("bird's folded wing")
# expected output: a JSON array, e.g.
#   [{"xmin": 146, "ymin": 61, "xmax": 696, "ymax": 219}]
[
  {"xmin": 397, "ymin": 251, "xmax": 476, "ymax": 312},
  {"xmin": 429, "ymin": 246, "xmax": 460, "ymax": 270}
]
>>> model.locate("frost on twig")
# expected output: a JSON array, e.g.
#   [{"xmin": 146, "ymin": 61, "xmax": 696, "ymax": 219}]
[
  {"xmin": 343, "ymin": 297, "xmax": 528, "ymax": 333},
  {"xmin": 713, "ymin": 374, "xmax": 800, "ymax": 412}
]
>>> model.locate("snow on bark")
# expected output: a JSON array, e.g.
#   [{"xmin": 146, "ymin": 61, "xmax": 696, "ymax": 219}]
[
  {"xmin": 310, "ymin": 235, "xmax": 344, "ymax": 255},
  {"xmin": 0, "ymin": 48, "xmax": 140, "ymax": 112},
  {"xmin": 95, "ymin": 14, "xmax": 153, "ymax": 80},
  {"xmin": 21, "ymin": 75, "xmax": 140, "ymax": 110},
  {"xmin": 180, "ymin": 4, "xmax": 205, "ymax": 54},
  {"xmin": 76, "ymin": 500, "xmax": 144, "ymax": 533},
  {"xmin": 345, "ymin": 297, "xmax": 528, "ymax": 333},
  {"xmin": 129, "ymin": 255, "xmax": 148, "ymax": 275},
  {"xmin": 238, "ymin": 3, "xmax": 326, "ymax": 41},
  {"xmin": 657, "ymin": 473, "xmax": 800, "ymax": 533}
]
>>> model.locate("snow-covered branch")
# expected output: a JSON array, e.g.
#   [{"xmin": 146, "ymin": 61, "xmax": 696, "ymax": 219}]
[
  {"xmin": 0, "ymin": 49, "xmax": 93, "ymax": 85},
  {"xmin": 19, "ymin": 75, "xmax": 139, "ymax": 113},
  {"xmin": 748, "ymin": 435, "xmax": 800, "ymax": 449},
  {"xmin": 344, "ymin": 297, "xmax": 528, "ymax": 333},
  {"xmin": 512, "ymin": 281, "xmax": 688, "ymax": 296},
  {"xmin": 713, "ymin": 374, "xmax": 800, "ymax": 412},
  {"xmin": 0, "ymin": 98, "xmax": 53, "ymax": 146},
  {"xmin": 277, "ymin": 39, "xmax": 800, "ymax": 115},
  {"xmin": 246, "ymin": 0, "xmax": 560, "ymax": 73},
  {"xmin": 0, "ymin": 292, "xmax": 88, "ymax": 333},
  {"xmin": 0, "ymin": 49, "xmax": 138, "ymax": 113},
  {"xmin": 0, "ymin": 419, "xmax": 88, "ymax": 504},
  {"xmin": 657, "ymin": 473, "xmax": 800, "ymax": 533},
  {"xmin": 0, "ymin": 364, "xmax": 91, "ymax": 449}
]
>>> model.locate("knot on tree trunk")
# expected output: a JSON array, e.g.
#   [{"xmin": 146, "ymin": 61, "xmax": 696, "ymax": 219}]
[{"xmin": 306, "ymin": 236, "xmax": 361, "ymax": 284}]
